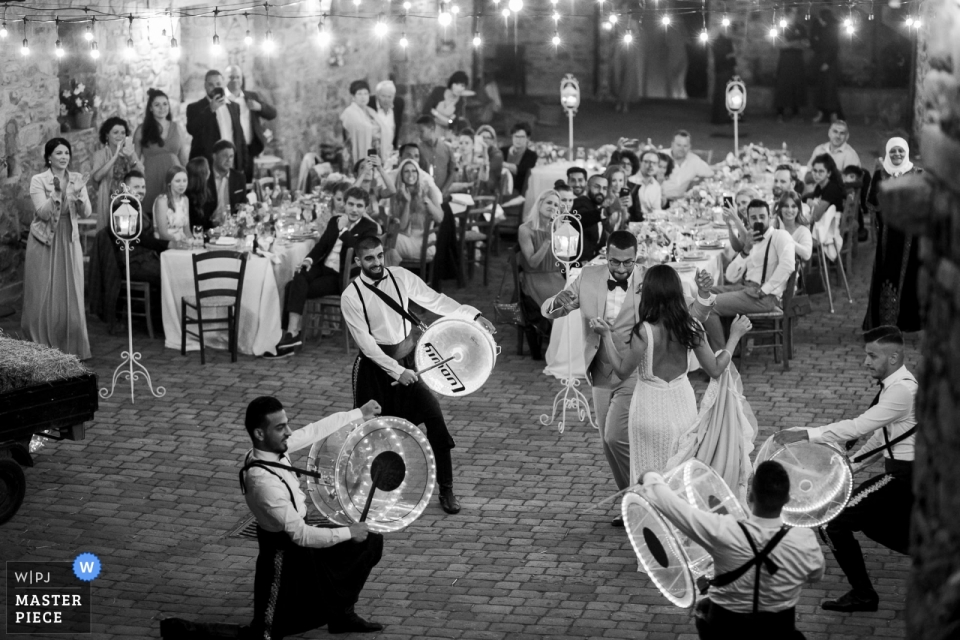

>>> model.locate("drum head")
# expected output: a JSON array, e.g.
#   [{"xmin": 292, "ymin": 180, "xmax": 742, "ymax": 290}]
[
  {"xmin": 754, "ymin": 435, "xmax": 853, "ymax": 528},
  {"xmin": 307, "ymin": 417, "xmax": 437, "ymax": 533},
  {"xmin": 622, "ymin": 492, "xmax": 697, "ymax": 609},
  {"xmin": 414, "ymin": 318, "xmax": 497, "ymax": 397}
]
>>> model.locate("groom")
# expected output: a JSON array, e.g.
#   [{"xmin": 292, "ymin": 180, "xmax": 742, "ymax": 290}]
[{"xmin": 542, "ymin": 231, "xmax": 716, "ymax": 525}]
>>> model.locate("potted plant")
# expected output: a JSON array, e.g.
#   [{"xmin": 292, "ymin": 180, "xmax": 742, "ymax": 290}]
[{"xmin": 60, "ymin": 80, "xmax": 98, "ymax": 130}]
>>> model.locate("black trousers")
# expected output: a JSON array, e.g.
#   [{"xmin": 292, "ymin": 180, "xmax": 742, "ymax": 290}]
[
  {"xmin": 824, "ymin": 459, "xmax": 913, "ymax": 595},
  {"xmin": 282, "ymin": 264, "xmax": 340, "ymax": 325},
  {"xmin": 353, "ymin": 354, "xmax": 456, "ymax": 489},
  {"xmin": 250, "ymin": 527, "xmax": 383, "ymax": 640},
  {"xmin": 695, "ymin": 600, "xmax": 803, "ymax": 640}
]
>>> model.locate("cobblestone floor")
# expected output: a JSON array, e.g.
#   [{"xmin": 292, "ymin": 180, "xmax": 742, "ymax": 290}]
[{"xmin": 0, "ymin": 236, "xmax": 919, "ymax": 639}]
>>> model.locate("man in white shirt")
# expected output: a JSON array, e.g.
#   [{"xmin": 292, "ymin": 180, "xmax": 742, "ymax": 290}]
[
  {"xmin": 341, "ymin": 236, "xmax": 497, "ymax": 515},
  {"xmin": 703, "ymin": 200, "xmax": 796, "ymax": 350},
  {"xmin": 775, "ymin": 325, "xmax": 917, "ymax": 613},
  {"xmin": 240, "ymin": 395, "xmax": 384, "ymax": 636},
  {"xmin": 630, "ymin": 149, "xmax": 663, "ymax": 219},
  {"xmin": 224, "ymin": 66, "xmax": 277, "ymax": 182},
  {"xmin": 641, "ymin": 460, "xmax": 824, "ymax": 638},
  {"xmin": 369, "ymin": 80, "xmax": 398, "ymax": 162},
  {"xmin": 807, "ymin": 120, "xmax": 861, "ymax": 172},
  {"xmin": 661, "ymin": 130, "xmax": 715, "ymax": 201}
]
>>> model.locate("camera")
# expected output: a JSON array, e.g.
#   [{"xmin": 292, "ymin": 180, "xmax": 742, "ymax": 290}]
[{"xmin": 619, "ymin": 188, "xmax": 631, "ymax": 198}]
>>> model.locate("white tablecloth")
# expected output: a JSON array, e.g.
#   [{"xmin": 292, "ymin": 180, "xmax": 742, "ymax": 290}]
[{"xmin": 523, "ymin": 161, "xmax": 579, "ymax": 218}]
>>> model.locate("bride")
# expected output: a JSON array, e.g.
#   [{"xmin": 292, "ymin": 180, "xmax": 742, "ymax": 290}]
[{"xmin": 592, "ymin": 265, "xmax": 752, "ymax": 484}]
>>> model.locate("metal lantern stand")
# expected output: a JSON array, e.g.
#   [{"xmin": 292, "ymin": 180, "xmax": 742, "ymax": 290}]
[
  {"xmin": 560, "ymin": 74, "xmax": 580, "ymax": 161},
  {"xmin": 539, "ymin": 208, "xmax": 596, "ymax": 433},
  {"xmin": 725, "ymin": 76, "xmax": 747, "ymax": 156},
  {"xmin": 100, "ymin": 188, "xmax": 166, "ymax": 403}
]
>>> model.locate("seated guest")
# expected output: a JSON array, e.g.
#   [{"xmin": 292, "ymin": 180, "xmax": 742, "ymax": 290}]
[
  {"xmin": 240, "ymin": 396, "xmax": 384, "ymax": 636},
  {"xmin": 450, "ymin": 127, "xmax": 488, "ymax": 193},
  {"xmin": 91, "ymin": 116, "xmax": 143, "ymax": 230},
  {"xmin": 517, "ymin": 189, "xmax": 567, "ymax": 359},
  {"xmin": 386, "ymin": 143, "xmax": 442, "ymax": 205},
  {"xmin": 807, "ymin": 120, "xmax": 860, "ymax": 171},
  {"xmin": 353, "ymin": 155, "xmax": 396, "ymax": 224},
  {"xmin": 723, "ymin": 186, "xmax": 763, "ymax": 255},
  {"xmin": 703, "ymin": 199, "xmax": 796, "ymax": 350},
  {"xmin": 501, "ymin": 122, "xmax": 538, "ymax": 196},
  {"xmin": 385, "ymin": 159, "xmax": 443, "ymax": 265},
  {"xmin": 602, "ymin": 167, "xmax": 629, "ymax": 233},
  {"xmin": 475, "ymin": 125, "xmax": 504, "ymax": 195},
  {"xmin": 152, "ymin": 166, "xmax": 190, "ymax": 243},
  {"xmin": 421, "ymin": 70, "xmax": 470, "ymax": 128},
  {"xmin": 806, "ymin": 153, "xmax": 846, "ymax": 222},
  {"xmin": 773, "ymin": 164, "xmax": 806, "ymax": 201},
  {"xmin": 776, "ymin": 191, "xmax": 812, "ymax": 262},
  {"xmin": 571, "ymin": 173, "xmax": 610, "ymax": 263},
  {"xmin": 415, "ymin": 116, "xmax": 457, "ymax": 196},
  {"xmin": 195, "ymin": 140, "xmax": 246, "ymax": 230},
  {"xmin": 627, "ymin": 149, "xmax": 662, "ymax": 221},
  {"xmin": 616, "ymin": 149, "xmax": 640, "ymax": 185},
  {"xmin": 185, "ymin": 157, "xmax": 212, "ymax": 231},
  {"xmin": 554, "ymin": 180, "xmax": 575, "ymax": 214},
  {"xmin": 655, "ymin": 151, "xmax": 674, "ymax": 184},
  {"xmin": 268, "ymin": 186, "xmax": 381, "ymax": 357},
  {"xmin": 661, "ymin": 130, "xmax": 714, "ymax": 201}
]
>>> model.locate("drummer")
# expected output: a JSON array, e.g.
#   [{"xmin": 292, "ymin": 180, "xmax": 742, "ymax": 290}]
[
  {"xmin": 641, "ymin": 461, "xmax": 825, "ymax": 639},
  {"xmin": 774, "ymin": 325, "xmax": 917, "ymax": 613},
  {"xmin": 341, "ymin": 234, "xmax": 497, "ymax": 515},
  {"xmin": 240, "ymin": 395, "xmax": 385, "ymax": 637}
]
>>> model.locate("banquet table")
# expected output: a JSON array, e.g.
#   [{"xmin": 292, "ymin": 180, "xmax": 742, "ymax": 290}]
[{"xmin": 523, "ymin": 161, "xmax": 579, "ymax": 217}]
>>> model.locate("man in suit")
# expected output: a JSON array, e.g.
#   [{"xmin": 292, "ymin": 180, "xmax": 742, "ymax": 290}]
[
  {"xmin": 266, "ymin": 187, "xmax": 381, "ymax": 358},
  {"xmin": 368, "ymin": 80, "xmax": 404, "ymax": 160},
  {"xmin": 193, "ymin": 140, "xmax": 247, "ymax": 231},
  {"xmin": 542, "ymin": 231, "xmax": 716, "ymax": 524},
  {"xmin": 225, "ymin": 66, "xmax": 278, "ymax": 182},
  {"xmin": 186, "ymin": 69, "xmax": 249, "ymax": 175}
]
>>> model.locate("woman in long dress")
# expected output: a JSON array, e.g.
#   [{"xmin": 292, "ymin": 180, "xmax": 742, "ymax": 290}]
[
  {"xmin": 23, "ymin": 138, "xmax": 92, "ymax": 359},
  {"xmin": 135, "ymin": 89, "xmax": 189, "ymax": 215},
  {"xmin": 153, "ymin": 165, "xmax": 191, "ymax": 243},
  {"xmin": 90, "ymin": 117, "xmax": 143, "ymax": 229},
  {"xmin": 594, "ymin": 265, "xmax": 751, "ymax": 481},
  {"xmin": 862, "ymin": 137, "xmax": 922, "ymax": 332},
  {"xmin": 339, "ymin": 80, "xmax": 381, "ymax": 172}
]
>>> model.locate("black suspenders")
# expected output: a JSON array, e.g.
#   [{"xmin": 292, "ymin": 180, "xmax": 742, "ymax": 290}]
[{"xmin": 703, "ymin": 522, "xmax": 791, "ymax": 613}]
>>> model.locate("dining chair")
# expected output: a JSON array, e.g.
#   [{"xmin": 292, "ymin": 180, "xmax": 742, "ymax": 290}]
[
  {"xmin": 181, "ymin": 251, "xmax": 248, "ymax": 364},
  {"xmin": 399, "ymin": 216, "xmax": 435, "ymax": 283},
  {"xmin": 457, "ymin": 195, "xmax": 498, "ymax": 287},
  {"xmin": 110, "ymin": 281, "xmax": 155, "ymax": 339},
  {"xmin": 738, "ymin": 269, "xmax": 798, "ymax": 372},
  {"xmin": 303, "ymin": 248, "xmax": 354, "ymax": 354}
]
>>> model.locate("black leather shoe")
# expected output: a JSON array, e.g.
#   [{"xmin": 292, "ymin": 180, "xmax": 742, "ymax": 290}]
[
  {"xmin": 328, "ymin": 612, "xmax": 384, "ymax": 634},
  {"xmin": 439, "ymin": 488, "xmax": 461, "ymax": 514},
  {"xmin": 821, "ymin": 590, "xmax": 879, "ymax": 612},
  {"xmin": 612, "ymin": 516, "xmax": 624, "ymax": 527}
]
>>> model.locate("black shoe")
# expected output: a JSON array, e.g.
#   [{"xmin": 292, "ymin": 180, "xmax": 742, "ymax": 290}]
[
  {"xmin": 439, "ymin": 488, "xmax": 461, "ymax": 514},
  {"xmin": 262, "ymin": 349, "xmax": 293, "ymax": 359},
  {"xmin": 821, "ymin": 590, "xmax": 879, "ymax": 612},
  {"xmin": 277, "ymin": 331, "xmax": 302, "ymax": 350},
  {"xmin": 328, "ymin": 612, "xmax": 383, "ymax": 634},
  {"xmin": 612, "ymin": 516, "xmax": 624, "ymax": 527}
]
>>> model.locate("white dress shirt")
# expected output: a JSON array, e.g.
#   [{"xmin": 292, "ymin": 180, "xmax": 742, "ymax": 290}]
[
  {"xmin": 242, "ymin": 408, "xmax": 363, "ymax": 548},
  {"xmin": 213, "ymin": 170, "xmax": 229, "ymax": 220},
  {"xmin": 341, "ymin": 267, "xmax": 481, "ymax": 379},
  {"xmin": 603, "ymin": 274, "xmax": 632, "ymax": 324},
  {"xmin": 215, "ymin": 102, "xmax": 233, "ymax": 143},
  {"xmin": 808, "ymin": 142, "xmax": 861, "ymax": 170},
  {"xmin": 643, "ymin": 472, "xmax": 825, "ymax": 613},
  {"xmin": 725, "ymin": 227, "xmax": 796, "ymax": 299},
  {"xmin": 229, "ymin": 89, "xmax": 253, "ymax": 145},
  {"xmin": 634, "ymin": 176, "xmax": 662, "ymax": 215},
  {"xmin": 662, "ymin": 153, "xmax": 714, "ymax": 200},
  {"xmin": 805, "ymin": 365, "xmax": 917, "ymax": 463}
]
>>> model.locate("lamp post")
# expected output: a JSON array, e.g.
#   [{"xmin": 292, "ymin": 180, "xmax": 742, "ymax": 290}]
[
  {"xmin": 560, "ymin": 73, "xmax": 580, "ymax": 161},
  {"xmin": 539, "ymin": 203, "xmax": 596, "ymax": 432},
  {"xmin": 725, "ymin": 76, "xmax": 746, "ymax": 156},
  {"xmin": 100, "ymin": 187, "xmax": 165, "ymax": 403}
]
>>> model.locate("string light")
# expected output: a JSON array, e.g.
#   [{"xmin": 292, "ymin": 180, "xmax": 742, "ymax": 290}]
[
  {"xmin": 403, "ymin": 1, "xmax": 411, "ymax": 10},
  {"xmin": 501, "ymin": 8, "xmax": 510, "ymax": 19},
  {"xmin": 438, "ymin": 9, "xmax": 452, "ymax": 26},
  {"xmin": 553, "ymin": 11, "xmax": 561, "ymax": 23},
  {"xmin": 768, "ymin": 26, "xmax": 778, "ymax": 38},
  {"xmin": 721, "ymin": 15, "xmax": 730, "ymax": 28},
  {"xmin": 472, "ymin": 32, "xmax": 482, "ymax": 46},
  {"xmin": 904, "ymin": 16, "xmax": 913, "ymax": 27},
  {"xmin": 374, "ymin": 14, "xmax": 388, "ymax": 38},
  {"xmin": 399, "ymin": 32, "xmax": 408, "ymax": 47},
  {"xmin": 316, "ymin": 14, "xmax": 331, "ymax": 46},
  {"xmin": 83, "ymin": 22, "xmax": 93, "ymax": 41},
  {"xmin": 244, "ymin": 12, "xmax": 253, "ymax": 46},
  {"xmin": 508, "ymin": 0, "xmax": 523, "ymax": 12},
  {"xmin": 843, "ymin": 16, "xmax": 855, "ymax": 36},
  {"xmin": 661, "ymin": 14, "xmax": 671, "ymax": 27},
  {"xmin": 170, "ymin": 37, "xmax": 179, "ymax": 59},
  {"xmin": 602, "ymin": 20, "xmax": 612, "ymax": 31},
  {"xmin": 699, "ymin": 29, "xmax": 709, "ymax": 43},
  {"xmin": 262, "ymin": 4, "xmax": 275, "ymax": 53},
  {"xmin": 211, "ymin": 8, "xmax": 222, "ymax": 55},
  {"xmin": 54, "ymin": 17, "xmax": 64, "ymax": 59},
  {"xmin": 623, "ymin": 29, "xmax": 633, "ymax": 44},
  {"xmin": 451, "ymin": 5, "xmax": 460, "ymax": 15},
  {"xmin": 89, "ymin": 17, "xmax": 99, "ymax": 59},
  {"xmin": 125, "ymin": 15, "xmax": 136, "ymax": 58},
  {"xmin": 551, "ymin": 30, "xmax": 560, "ymax": 46},
  {"xmin": 609, "ymin": 13, "xmax": 618, "ymax": 24},
  {"xmin": 20, "ymin": 18, "xmax": 28, "ymax": 56}
]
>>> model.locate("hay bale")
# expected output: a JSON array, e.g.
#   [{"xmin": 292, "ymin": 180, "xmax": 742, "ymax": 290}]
[{"xmin": 0, "ymin": 331, "xmax": 91, "ymax": 394}]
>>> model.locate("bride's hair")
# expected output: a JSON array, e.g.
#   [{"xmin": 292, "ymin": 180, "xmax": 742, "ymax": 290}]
[{"xmin": 633, "ymin": 265, "xmax": 703, "ymax": 350}]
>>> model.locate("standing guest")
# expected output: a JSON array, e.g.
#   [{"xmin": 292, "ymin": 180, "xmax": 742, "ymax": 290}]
[
  {"xmin": 340, "ymin": 80, "xmax": 381, "ymax": 171},
  {"xmin": 186, "ymin": 70, "xmax": 248, "ymax": 173},
  {"xmin": 810, "ymin": 9, "xmax": 844, "ymax": 123},
  {"xmin": 91, "ymin": 117, "xmax": 143, "ymax": 230},
  {"xmin": 710, "ymin": 27, "xmax": 738, "ymax": 125},
  {"xmin": 269, "ymin": 186, "xmax": 381, "ymax": 357},
  {"xmin": 518, "ymin": 190, "xmax": 567, "ymax": 357},
  {"xmin": 152, "ymin": 166, "xmax": 191, "ymax": 243},
  {"xmin": 240, "ymin": 396, "xmax": 384, "ymax": 637},
  {"xmin": 776, "ymin": 192, "xmax": 812, "ymax": 262},
  {"xmin": 629, "ymin": 150, "xmax": 662, "ymax": 220},
  {"xmin": 641, "ymin": 461, "xmax": 825, "ymax": 638},
  {"xmin": 806, "ymin": 153, "xmax": 846, "ymax": 222},
  {"xmin": 341, "ymin": 235, "xmax": 498, "ymax": 515},
  {"xmin": 368, "ymin": 80, "xmax": 403, "ymax": 160},
  {"xmin": 386, "ymin": 143, "xmax": 442, "ymax": 205},
  {"xmin": 135, "ymin": 89, "xmax": 189, "ymax": 215},
  {"xmin": 774, "ymin": 7, "xmax": 807, "ymax": 122},
  {"xmin": 501, "ymin": 122, "xmax": 538, "ymax": 197},
  {"xmin": 807, "ymin": 121, "xmax": 860, "ymax": 171},
  {"xmin": 415, "ymin": 116, "xmax": 456, "ymax": 196},
  {"xmin": 23, "ymin": 138, "xmax": 92, "ymax": 359},
  {"xmin": 184, "ymin": 157, "xmax": 212, "ymax": 230},
  {"xmin": 661, "ymin": 130, "xmax": 714, "ymax": 201},
  {"xmin": 195, "ymin": 141, "xmax": 247, "ymax": 231},
  {"xmin": 775, "ymin": 326, "xmax": 915, "ymax": 613},
  {"xmin": 386, "ymin": 159, "xmax": 443, "ymax": 264},
  {"xmin": 421, "ymin": 71, "xmax": 470, "ymax": 128},
  {"xmin": 863, "ymin": 138, "xmax": 922, "ymax": 332},
  {"xmin": 224, "ymin": 66, "xmax": 277, "ymax": 182}
]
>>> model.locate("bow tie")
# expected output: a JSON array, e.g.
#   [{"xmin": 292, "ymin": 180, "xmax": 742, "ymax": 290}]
[{"xmin": 608, "ymin": 279, "xmax": 628, "ymax": 291}]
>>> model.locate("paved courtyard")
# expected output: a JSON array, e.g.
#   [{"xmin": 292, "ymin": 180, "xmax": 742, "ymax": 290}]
[{"xmin": 0, "ymin": 226, "xmax": 919, "ymax": 639}]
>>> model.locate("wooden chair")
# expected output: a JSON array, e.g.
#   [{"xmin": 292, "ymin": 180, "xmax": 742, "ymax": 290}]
[
  {"xmin": 399, "ymin": 216, "xmax": 435, "ymax": 283},
  {"xmin": 181, "ymin": 251, "xmax": 248, "ymax": 364},
  {"xmin": 110, "ymin": 281, "xmax": 155, "ymax": 339},
  {"xmin": 271, "ymin": 165, "xmax": 292, "ymax": 191},
  {"xmin": 812, "ymin": 204, "xmax": 854, "ymax": 314},
  {"xmin": 303, "ymin": 248, "xmax": 354, "ymax": 354},
  {"xmin": 457, "ymin": 195, "xmax": 498, "ymax": 287},
  {"xmin": 738, "ymin": 270, "xmax": 799, "ymax": 371}
]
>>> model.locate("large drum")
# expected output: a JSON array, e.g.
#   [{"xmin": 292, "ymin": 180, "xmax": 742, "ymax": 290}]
[
  {"xmin": 754, "ymin": 435, "xmax": 853, "ymax": 528},
  {"xmin": 414, "ymin": 317, "xmax": 499, "ymax": 397},
  {"xmin": 305, "ymin": 417, "xmax": 436, "ymax": 533}
]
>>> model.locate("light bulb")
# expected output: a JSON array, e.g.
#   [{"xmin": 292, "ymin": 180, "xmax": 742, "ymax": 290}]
[
  {"xmin": 438, "ymin": 11, "xmax": 452, "ymax": 26},
  {"xmin": 211, "ymin": 34, "xmax": 222, "ymax": 55},
  {"xmin": 914, "ymin": 17, "xmax": 922, "ymax": 28},
  {"xmin": 842, "ymin": 17, "xmax": 852, "ymax": 27},
  {"xmin": 623, "ymin": 30, "xmax": 633, "ymax": 44},
  {"xmin": 508, "ymin": 0, "xmax": 523, "ymax": 12},
  {"xmin": 125, "ymin": 38, "xmax": 135, "ymax": 57},
  {"xmin": 90, "ymin": 41, "xmax": 100, "ymax": 59},
  {"xmin": 244, "ymin": 30, "xmax": 253, "ymax": 46},
  {"xmin": 699, "ymin": 30, "xmax": 709, "ymax": 43},
  {"xmin": 374, "ymin": 20, "xmax": 388, "ymax": 37},
  {"xmin": 170, "ymin": 38, "xmax": 180, "ymax": 59},
  {"xmin": 904, "ymin": 17, "xmax": 913, "ymax": 27},
  {"xmin": 501, "ymin": 8, "xmax": 511, "ymax": 18},
  {"xmin": 451, "ymin": 5, "xmax": 460, "ymax": 15},
  {"xmin": 399, "ymin": 33, "xmax": 408, "ymax": 48},
  {"xmin": 602, "ymin": 21, "xmax": 612, "ymax": 31},
  {"xmin": 403, "ymin": 1, "xmax": 411, "ymax": 9},
  {"xmin": 83, "ymin": 25, "xmax": 93, "ymax": 41},
  {"xmin": 317, "ymin": 29, "xmax": 331, "ymax": 46},
  {"xmin": 845, "ymin": 23, "xmax": 855, "ymax": 35},
  {"xmin": 768, "ymin": 26, "xmax": 778, "ymax": 38},
  {"xmin": 472, "ymin": 33, "xmax": 482, "ymax": 47},
  {"xmin": 721, "ymin": 16, "xmax": 730, "ymax": 28},
  {"xmin": 353, "ymin": 0, "xmax": 361, "ymax": 6},
  {"xmin": 661, "ymin": 15, "xmax": 671, "ymax": 26},
  {"xmin": 262, "ymin": 32, "xmax": 276, "ymax": 52},
  {"xmin": 551, "ymin": 32, "xmax": 560, "ymax": 46},
  {"xmin": 55, "ymin": 39, "xmax": 64, "ymax": 58},
  {"xmin": 20, "ymin": 39, "xmax": 29, "ymax": 56},
  {"xmin": 779, "ymin": 18, "xmax": 787, "ymax": 28},
  {"xmin": 553, "ymin": 11, "xmax": 561, "ymax": 22},
  {"xmin": 609, "ymin": 13, "xmax": 618, "ymax": 24}
]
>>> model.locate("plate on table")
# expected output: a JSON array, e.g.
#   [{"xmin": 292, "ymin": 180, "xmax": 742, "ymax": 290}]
[
  {"xmin": 697, "ymin": 241, "xmax": 724, "ymax": 250},
  {"xmin": 667, "ymin": 262, "xmax": 697, "ymax": 273},
  {"xmin": 287, "ymin": 233, "xmax": 318, "ymax": 242},
  {"xmin": 691, "ymin": 219, "xmax": 712, "ymax": 228},
  {"xmin": 712, "ymin": 222, "xmax": 728, "ymax": 229},
  {"xmin": 681, "ymin": 251, "xmax": 706, "ymax": 261}
]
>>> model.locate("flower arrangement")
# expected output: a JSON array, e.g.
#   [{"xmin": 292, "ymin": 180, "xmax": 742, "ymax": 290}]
[
  {"xmin": 234, "ymin": 203, "xmax": 278, "ymax": 239},
  {"xmin": 59, "ymin": 80, "xmax": 98, "ymax": 117}
]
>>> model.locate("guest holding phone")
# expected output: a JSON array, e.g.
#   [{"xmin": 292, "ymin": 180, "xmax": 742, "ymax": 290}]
[
  {"xmin": 91, "ymin": 117, "xmax": 143, "ymax": 230},
  {"xmin": 186, "ymin": 70, "xmax": 248, "ymax": 173}
]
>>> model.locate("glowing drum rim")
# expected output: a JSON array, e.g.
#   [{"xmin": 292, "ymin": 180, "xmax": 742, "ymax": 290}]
[
  {"xmin": 622, "ymin": 491, "xmax": 697, "ymax": 609},
  {"xmin": 305, "ymin": 416, "xmax": 437, "ymax": 533},
  {"xmin": 662, "ymin": 459, "xmax": 748, "ymax": 578},
  {"xmin": 414, "ymin": 317, "xmax": 499, "ymax": 397},
  {"xmin": 753, "ymin": 435, "xmax": 853, "ymax": 528}
]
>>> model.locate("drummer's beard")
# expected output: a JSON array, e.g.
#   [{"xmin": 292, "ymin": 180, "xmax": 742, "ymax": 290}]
[{"xmin": 361, "ymin": 263, "xmax": 385, "ymax": 280}]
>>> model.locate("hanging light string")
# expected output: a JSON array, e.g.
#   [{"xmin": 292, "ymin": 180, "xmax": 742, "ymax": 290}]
[
  {"xmin": 244, "ymin": 11, "xmax": 253, "ymax": 46},
  {"xmin": 54, "ymin": 16, "xmax": 64, "ymax": 58},
  {"xmin": 20, "ymin": 16, "xmax": 29, "ymax": 56}
]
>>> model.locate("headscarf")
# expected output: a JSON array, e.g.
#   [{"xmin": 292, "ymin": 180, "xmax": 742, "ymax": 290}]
[{"xmin": 882, "ymin": 137, "xmax": 914, "ymax": 177}]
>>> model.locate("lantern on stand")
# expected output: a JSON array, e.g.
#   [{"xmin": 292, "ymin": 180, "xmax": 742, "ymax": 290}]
[
  {"xmin": 100, "ymin": 187, "xmax": 165, "ymax": 403},
  {"xmin": 539, "ymin": 202, "xmax": 596, "ymax": 432},
  {"xmin": 725, "ymin": 76, "xmax": 747, "ymax": 156},
  {"xmin": 560, "ymin": 74, "xmax": 580, "ymax": 161}
]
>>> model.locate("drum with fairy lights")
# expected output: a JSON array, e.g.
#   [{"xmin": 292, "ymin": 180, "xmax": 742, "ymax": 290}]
[
  {"xmin": 754, "ymin": 435, "xmax": 852, "ymax": 528},
  {"xmin": 413, "ymin": 318, "xmax": 499, "ymax": 397},
  {"xmin": 305, "ymin": 417, "xmax": 436, "ymax": 533}
]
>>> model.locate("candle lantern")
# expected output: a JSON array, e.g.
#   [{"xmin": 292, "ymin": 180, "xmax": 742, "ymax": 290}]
[{"xmin": 552, "ymin": 219, "xmax": 580, "ymax": 261}]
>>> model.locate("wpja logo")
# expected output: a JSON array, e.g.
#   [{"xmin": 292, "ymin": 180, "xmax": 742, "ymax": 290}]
[{"xmin": 6, "ymin": 555, "xmax": 97, "ymax": 634}]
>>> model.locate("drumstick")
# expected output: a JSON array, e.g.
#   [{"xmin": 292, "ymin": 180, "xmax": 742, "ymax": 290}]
[{"xmin": 389, "ymin": 355, "xmax": 458, "ymax": 386}]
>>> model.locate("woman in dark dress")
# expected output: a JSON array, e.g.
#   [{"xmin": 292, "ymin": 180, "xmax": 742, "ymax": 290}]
[
  {"xmin": 710, "ymin": 30, "xmax": 738, "ymax": 124},
  {"xmin": 806, "ymin": 153, "xmax": 846, "ymax": 220},
  {"xmin": 774, "ymin": 8, "xmax": 807, "ymax": 120},
  {"xmin": 863, "ymin": 137, "xmax": 922, "ymax": 332},
  {"xmin": 810, "ymin": 9, "xmax": 844, "ymax": 123}
]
